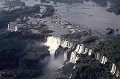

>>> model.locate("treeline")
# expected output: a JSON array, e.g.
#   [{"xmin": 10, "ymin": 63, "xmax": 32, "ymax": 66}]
[{"xmin": 0, "ymin": 4, "xmax": 40, "ymax": 28}]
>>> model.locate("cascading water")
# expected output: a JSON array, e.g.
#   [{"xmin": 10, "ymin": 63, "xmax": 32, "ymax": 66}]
[
  {"xmin": 44, "ymin": 36, "xmax": 64, "ymax": 70},
  {"xmin": 38, "ymin": 36, "xmax": 74, "ymax": 79},
  {"xmin": 44, "ymin": 35, "xmax": 74, "ymax": 65},
  {"xmin": 40, "ymin": 36, "xmax": 120, "ymax": 78}
]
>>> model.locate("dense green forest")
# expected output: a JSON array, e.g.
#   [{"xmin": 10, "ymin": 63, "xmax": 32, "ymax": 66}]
[
  {"xmin": 98, "ymin": 35, "xmax": 120, "ymax": 71},
  {"xmin": 71, "ymin": 55, "xmax": 115, "ymax": 79},
  {"xmin": 73, "ymin": 63, "xmax": 114, "ymax": 79},
  {"xmin": 0, "ymin": 31, "xmax": 49, "ymax": 78}
]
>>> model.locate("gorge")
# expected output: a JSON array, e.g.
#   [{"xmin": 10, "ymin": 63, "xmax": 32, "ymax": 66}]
[{"xmin": 40, "ymin": 35, "xmax": 120, "ymax": 79}]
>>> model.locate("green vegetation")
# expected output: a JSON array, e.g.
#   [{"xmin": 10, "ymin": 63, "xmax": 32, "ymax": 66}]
[
  {"xmin": 73, "ymin": 57, "xmax": 114, "ymax": 79},
  {"xmin": 106, "ymin": 28, "xmax": 114, "ymax": 34},
  {"xmin": 107, "ymin": 4, "xmax": 120, "ymax": 15},
  {"xmin": 98, "ymin": 35, "xmax": 120, "ymax": 72},
  {"xmin": 91, "ymin": 0, "xmax": 107, "ymax": 7},
  {"xmin": 0, "ymin": 32, "xmax": 28, "ymax": 69},
  {"xmin": 82, "ymin": 36, "xmax": 97, "ymax": 43},
  {"xmin": 62, "ymin": 32, "xmax": 81, "ymax": 39},
  {"xmin": 13, "ymin": 69, "xmax": 42, "ymax": 78},
  {"xmin": 2, "ymin": 69, "xmax": 42, "ymax": 78},
  {"xmin": 108, "ymin": 0, "xmax": 120, "ymax": 14},
  {"xmin": 0, "ymin": 5, "xmax": 40, "ymax": 28},
  {"xmin": 90, "ymin": 0, "xmax": 120, "ymax": 14},
  {"xmin": 73, "ymin": 64, "xmax": 112, "ymax": 79},
  {"xmin": 0, "ymin": 38, "xmax": 26, "ymax": 60},
  {"xmin": 41, "ymin": 0, "xmax": 50, "ymax": 3},
  {"xmin": 4, "ymin": 0, "xmax": 25, "ymax": 8},
  {"xmin": 51, "ymin": 0, "xmax": 84, "ymax": 4},
  {"xmin": 42, "ymin": 5, "xmax": 55, "ymax": 18},
  {"xmin": 0, "ymin": 31, "xmax": 50, "ymax": 78}
]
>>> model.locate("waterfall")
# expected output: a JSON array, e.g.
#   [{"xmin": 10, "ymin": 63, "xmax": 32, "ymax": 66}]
[
  {"xmin": 45, "ymin": 36, "xmax": 73, "ymax": 53},
  {"xmin": 111, "ymin": 63, "xmax": 117, "ymax": 75},
  {"xmin": 83, "ymin": 48, "xmax": 89, "ymax": 54},
  {"xmin": 7, "ymin": 24, "xmax": 10, "ymax": 30},
  {"xmin": 95, "ymin": 53, "xmax": 108, "ymax": 64},
  {"xmin": 15, "ymin": 26, "xmax": 18, "ymax": 31},
  {"xmin": 88, "ymin": 49, "xmax": 93, "ymax": 56},
  {"xmin": 61, "ymin": 40, "xmax": 73, "ymax": 48},
  {"xmin": 101, "ymin": 56, "xmax": 105, "ymax": 64},
  {"xmin": 101, "ymin": 56, "xmax": 107, "ymax": 64},
  {"xmin": 96, "ymin": 53, "xmax": 101, "ymax": 60},
  {"xmin": 44, "ymin": 36, "xmax": 74, "ymax": 65},
  {"xmin": 45, "ymin": 36, "xmax": 61, "ymax": 53},
  {"xmin": 78, "ymin": 44, "xmax": 85, "ymax": 54},
  {"xmin": 70, "ymin": 52, "xmax": 77, "ymax": 63},
  {"xmin": 74, "ymin": 44, "xmax": 80, "ymax": 53},
  {"xmin": 75, "ymin": 55, "xmax": 80, "ymax": 63},
  {"xmin": 44, "ymin": 36, "xmax": 120, "ymax": 78},
  {"xmin": 116, "ymin": 70, "xmax": 120, "ymax": 77}
]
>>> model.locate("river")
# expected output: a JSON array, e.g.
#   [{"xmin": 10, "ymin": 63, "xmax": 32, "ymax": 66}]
[
  {"xmin": 1, "ymin": 0, "xmax": 120, "ymax": 79},
  {"xmin": 20, "ymin": 0, "xmax": 120, "ymax": 79},
  {"xmin": 22, "ymin": 0, "xmax": 120, "ymax": 34},
  {"xmin": 46, "ymin": 1, "xmax": 120, "ymax": 34},
  {"xmin": 1, "ymin": 0, "xmax": 120, "ymax": 34}
]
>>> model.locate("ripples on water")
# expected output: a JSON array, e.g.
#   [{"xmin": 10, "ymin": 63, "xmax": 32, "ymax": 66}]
[
  {"xmin": 52, "ymin": 1, "xmax": 120, "ymax": 34},
  {"xmin": 1, "ymin": 0, "xmax": 120, "ymax": 34},
  {"xmin": 26, "ymin": 0, "xmax": 120, "ymax": 33}
]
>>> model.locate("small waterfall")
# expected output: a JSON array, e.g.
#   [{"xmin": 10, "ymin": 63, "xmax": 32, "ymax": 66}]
[
  {"xmin": 70, "ymin": 52, "xmax": 77, "ymax": 63},
  {"xmin": 78, "ymin": 44, "xmax": 85, "ymax": 54},
  {"xmin": 101, "ymin": 56, "xmax": 107, "ymax": 64},
  {"xmin": 96, "ymin": 53, "xmax": 101, "ymax": 60},
  {"xmin": 88, "ymin": 49, "xmax": 93, "ymax": 56},
  {"xmin": 116, "ymin": 70, "xmax": 120, "ymax": 77},
  {"xmin": 111, "ymin": 63, "xmax": 117, "ymax": 75},
  {"xmin": 74, "ymin": 44, "xmax": 80, "ymax": 53},
  {"xmin": 64, "ymin": 52, "xmax": 68, "ymax": 61},
  {"xmin": 83, "ymin": 48, "xmax": 89, "ymax": 54}
]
